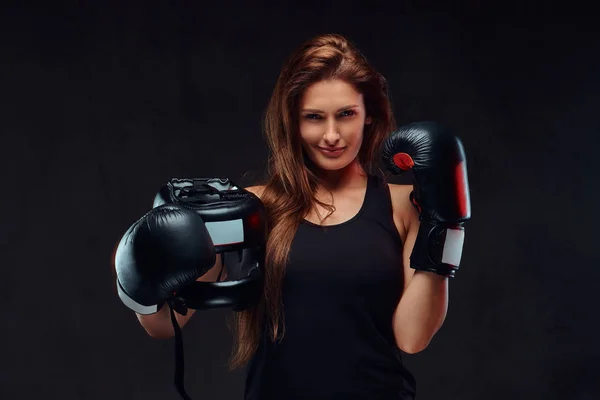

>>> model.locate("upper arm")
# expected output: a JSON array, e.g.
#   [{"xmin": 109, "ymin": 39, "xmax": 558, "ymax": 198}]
[
  {"xmin": 244, "ymin": 185, "xmax": 266, "ymax": 200},
  {"xmin": 389, "ymin": 184, "xmax": 420, "ymax": 292}
]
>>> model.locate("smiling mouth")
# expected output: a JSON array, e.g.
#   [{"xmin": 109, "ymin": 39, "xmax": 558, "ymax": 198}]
[{"xmin": 318, "ymin": 147, "xmax": 346, "ymax": 157}]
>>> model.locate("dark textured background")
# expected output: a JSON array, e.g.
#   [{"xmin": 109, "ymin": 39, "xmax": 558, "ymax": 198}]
[{"xmin": 1, "ymin": 2, "xmax": 599, "ymax": 399}]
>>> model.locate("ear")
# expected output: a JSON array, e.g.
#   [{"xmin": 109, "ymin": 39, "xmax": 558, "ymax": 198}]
[{"xmin": 365, "ymin": 116, "xmax": 373, "ymax": 125}]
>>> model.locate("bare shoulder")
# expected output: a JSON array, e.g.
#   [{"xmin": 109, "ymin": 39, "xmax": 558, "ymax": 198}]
[{"xmin": 244, "ymin": 185, "xmax": 266, "ymax": 200}]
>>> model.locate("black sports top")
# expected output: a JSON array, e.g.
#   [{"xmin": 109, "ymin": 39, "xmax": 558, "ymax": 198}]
[{"xmin": 244, "ymin": 173, "xmax": 416, "ymax": 400}]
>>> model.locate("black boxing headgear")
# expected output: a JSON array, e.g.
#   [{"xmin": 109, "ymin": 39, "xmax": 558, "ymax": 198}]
[{"xmin": 153, "ymin": 177, "xmax": 266, "ymax": 313}]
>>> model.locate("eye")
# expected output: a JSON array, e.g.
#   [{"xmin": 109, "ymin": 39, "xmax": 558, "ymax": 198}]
[
  {"xmin": 304, "ymin": 113, "xmax": 321, "ymax": 120},
  {"xmin": 339, "ymin": 110, "xmax": 356, "ymax": 117}
]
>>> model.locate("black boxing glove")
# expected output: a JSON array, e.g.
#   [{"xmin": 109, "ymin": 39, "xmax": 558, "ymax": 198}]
[
  {"xmin": 382, "ymin": 121, "xmax": 471, "ymax": 278},
  {"xmin": 114, "ymin": 204, "xmax": 216, "ymax": 315}
]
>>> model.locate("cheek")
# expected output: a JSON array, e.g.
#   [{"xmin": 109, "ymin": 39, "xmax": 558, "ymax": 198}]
[
  {"xmin": 345, "ymin": 123, "xmax": 365, "ymax": 146},
  {"xmin": 299, "ymin": 124, "xmax": 321, "ymax": 144}
]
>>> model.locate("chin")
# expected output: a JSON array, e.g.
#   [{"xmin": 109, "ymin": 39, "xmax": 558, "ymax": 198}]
[
  {"xmin": 317, "ymin": 161, "xmax": 352, "ymax": 171},
  {"xmin": 310, "ymin": 154, "xmax": 356, "ymax": 172}
]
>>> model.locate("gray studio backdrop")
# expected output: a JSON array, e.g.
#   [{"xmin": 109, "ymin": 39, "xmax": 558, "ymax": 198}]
[{"xmin": 1, "ymin": 3, "xmax": 599, "ymax": 400}]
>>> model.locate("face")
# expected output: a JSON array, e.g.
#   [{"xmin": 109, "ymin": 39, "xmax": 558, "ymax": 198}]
[{"xmin": 298, "ymin": 79, "xmax": 372, "ymax": 173}]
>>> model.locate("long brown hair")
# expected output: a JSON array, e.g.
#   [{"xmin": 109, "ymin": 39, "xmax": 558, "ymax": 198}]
[{"xmin": 228, "ymin": 33, "xmax": 396, "ymax": 370}]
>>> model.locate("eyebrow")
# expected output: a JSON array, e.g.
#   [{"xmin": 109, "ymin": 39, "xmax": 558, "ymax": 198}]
[{"xmin": 301, "ymin": 104, "xmax": 360, "ymax": 113}]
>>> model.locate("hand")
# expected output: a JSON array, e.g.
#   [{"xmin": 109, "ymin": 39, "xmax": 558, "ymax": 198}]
[{"xmin": 114, "ymin": 204, "xmax": 216, "ymax": 314}]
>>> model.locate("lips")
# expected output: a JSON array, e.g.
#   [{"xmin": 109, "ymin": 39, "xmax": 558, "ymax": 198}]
[{"xmin": 318, "ymin": 146, "xmax": 346, "ymax": 157}]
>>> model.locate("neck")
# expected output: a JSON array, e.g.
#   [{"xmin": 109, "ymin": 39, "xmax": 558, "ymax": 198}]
[{"xmin": 314, "ymin": 160, "xmax": 367, "ymax": 193}]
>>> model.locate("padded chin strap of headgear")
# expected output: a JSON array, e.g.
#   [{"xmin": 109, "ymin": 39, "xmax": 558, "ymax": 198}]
[{"xmin": 153, "ymin": 177, "xmax": 266, "ymax": 400}]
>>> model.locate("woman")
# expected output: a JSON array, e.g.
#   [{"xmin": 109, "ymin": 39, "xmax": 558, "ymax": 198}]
[
  {"xmin": 136, "ymin": 33, "xmax": 449, "ymax": 399},
  {"xmin": 236, "ymin": 33, "xmax": 448, "ymax": 400}
]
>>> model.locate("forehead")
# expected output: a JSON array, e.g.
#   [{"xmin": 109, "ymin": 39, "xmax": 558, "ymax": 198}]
[{"xmin": 300, "ymin": 79, "xmax": 364, "ymax": 109}]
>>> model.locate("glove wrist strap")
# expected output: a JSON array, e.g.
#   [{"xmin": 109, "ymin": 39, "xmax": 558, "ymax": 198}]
[{"xmin": 410, "ymin": 220, "xmax": 465, "ymax": 278}]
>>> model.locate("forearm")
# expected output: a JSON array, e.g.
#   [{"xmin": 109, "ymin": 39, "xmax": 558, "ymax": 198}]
[
  {"xmin": 134, "ymin": 255, "xmax": 222, "ymax": 339},
  {"xmin": 137, "ymin": 306, "xmax": 196, "ymax": 339},
  {"xmin": 392, "ymin": 270, "xmax": 449, "ymax": 353}
]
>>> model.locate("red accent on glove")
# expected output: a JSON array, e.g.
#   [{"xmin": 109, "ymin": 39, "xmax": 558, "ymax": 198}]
[{"xmin": 393, "ymin": 152, "xmax": 415, "ymax": 170}]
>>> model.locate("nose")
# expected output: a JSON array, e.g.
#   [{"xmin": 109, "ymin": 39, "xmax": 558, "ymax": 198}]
[{"xmin": 323, "ymin": 119, "xmax": 340, "ymax": 145}]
